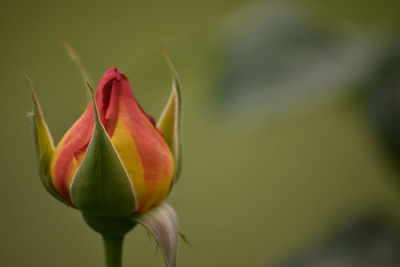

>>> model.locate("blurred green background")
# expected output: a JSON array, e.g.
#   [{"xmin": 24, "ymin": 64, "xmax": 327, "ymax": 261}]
[{"xmin": 3, "ymin": 0, "xmax": 400, "ymax": 266}]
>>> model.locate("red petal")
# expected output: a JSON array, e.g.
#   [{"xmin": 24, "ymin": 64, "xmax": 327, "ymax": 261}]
[{"xmin": 51, "ymin": 67, "xmax": 124, "ymax": 200}]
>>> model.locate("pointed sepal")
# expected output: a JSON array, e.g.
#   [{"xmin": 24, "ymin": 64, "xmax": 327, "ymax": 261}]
[
  {"xmin": 158, "ymin": 49, "xmax": 182, "ymax": 187},
  {"xmin": 70, "ymin": 83, "xmax": 137, "ymax": 217},
  {"xmin": 20, "ymin": 66, "xmax": 73, "ymax": 206},
  {"xmin": 132, "ymin": 203, "xmax": 179, "ymax": 267},
  {"xmin": 61, "ymin": 39, "xmax": 92, "ymax": 103}
]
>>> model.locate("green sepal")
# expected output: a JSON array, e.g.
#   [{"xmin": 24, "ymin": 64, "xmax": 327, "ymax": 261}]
[
  {"xmin": 70, "ymin": 83, "xmax": 137, "ymax": 217},
  {"xmin": 20, "ymin": 67, "xmax": 73, "ymax": 207},
  {"xmin": 132, "ymin": 203, "xmax": 180, "ymax": 267},
  {"xmin": 61, "ymin": 39, "xmax": 92, "ymax": 103},
  {"xmin": 157, "ymin": 49, "xmax": 182, "ymax": 189}
]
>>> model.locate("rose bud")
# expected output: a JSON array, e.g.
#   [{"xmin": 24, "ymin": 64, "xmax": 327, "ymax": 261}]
[
  {"xmin": 23, "ymin": 48, "xmax": 182, "ymax": 267},
  {"xmin": 28, "ymin": 65, "xmax": 181, "ymax": 217}
]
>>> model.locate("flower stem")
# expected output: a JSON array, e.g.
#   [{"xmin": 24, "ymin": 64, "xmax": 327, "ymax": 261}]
[
  {"xmin": 103, "ymin": 235, "xmax": 124, "ymax": 267},
  {"xmin": 82, "ymin": 213, "xmax": 136, "ymax": 267}
]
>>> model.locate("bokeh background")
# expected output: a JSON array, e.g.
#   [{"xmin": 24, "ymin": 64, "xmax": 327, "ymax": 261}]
[{"xmin": 3, "ymin": 0, "xmax": 400, "ymax": 266}]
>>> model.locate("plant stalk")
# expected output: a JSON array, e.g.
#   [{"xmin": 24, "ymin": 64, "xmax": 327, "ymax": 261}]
[
  {"xmin": 82, "ymin": 213, "xmax": 136, "ymax": 267},
  {"xmin": 103, "ymin": 235, "xmax": 124, "ymax": 267}
]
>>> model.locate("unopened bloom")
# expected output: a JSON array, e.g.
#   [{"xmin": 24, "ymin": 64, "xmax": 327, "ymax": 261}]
[
  {"xmin": 51, "ymin": 67, "xmax": 174, "ymax": 215},
  {"xmin": 24, "ymin": 49, "xmax": 182, "ymax": 267},
  {"xmin": 29, "ymin": 62, "xmax": 181, "ymax": 218}
]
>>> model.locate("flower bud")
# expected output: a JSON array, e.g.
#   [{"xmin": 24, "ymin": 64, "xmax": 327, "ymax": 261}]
[{"xmin": 28, "ymin": 66, "xmax": 181, "ymax": 217}]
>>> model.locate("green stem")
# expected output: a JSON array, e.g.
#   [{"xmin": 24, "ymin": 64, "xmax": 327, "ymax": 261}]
[
  {"xmin": 82, "ymin": 213, "xmax": 136, "ymax": 267},
  {"xmin": 103, "ymin": 235, "xmax": 124, "ymax": 267}
]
